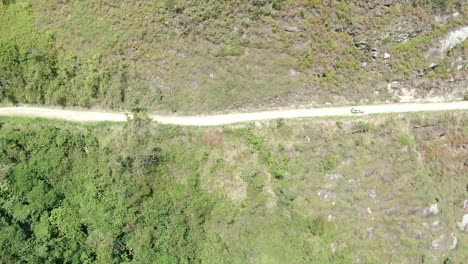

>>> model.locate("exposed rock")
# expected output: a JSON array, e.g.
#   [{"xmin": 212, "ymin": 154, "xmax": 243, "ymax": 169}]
[
  {"xmin": 398, "ymin": 87, "xmax": 420, "ymax": 102},
  {"xmin": 399, "ymin": 145, "xmax": 409, "ymax": 153},
  {"xmin": 289, "ymin": 69, "xmax": 300, "ymax": 76},
  {"xmin": 390, "ymin": 81, "xmax": 400, "ymax": 89},
  {"xmin": 413, "ymin": 230, "xmax": 425, "ymax": 240},
  {"xmin": 375, "ymin": 7, "xmax": 385, "ymax": 17},
  {"xmin": 285, "ymin": 26, "xmax": 301, "ymax": 32},
  {"xmin": 369, "ymin": 189, "xmax": 377, "ymax": 199},
  {"xmin": 422, "ymin": 203, "xmax": 440, "ymax": 217},
  {"xmin": 435, "ymin": 14, "xmax": 449, "ymax": 24},
  {"xmin": 371, "ymin": 51, "xmax": 379, "ymax": 59},
  {"xmin": 376, "ymin": 0, "xmax": 393, "ymax": 6},
  {"xmin": 430, "ymin": 203, "xmax": 440, "ymax": 215},
  {"xmin": 341, "ymin": 158, "xmax": 353, "ymax": 165},
  {"xmin": 435, "ymin": 12, "xmax": 461, "ymax": 25},
  {"xmin": 412, "ymin": 78, "xmax": 428, "ymax": 89},
  {"xmin": 355, "ymin": 41, "xmax": 369, "ymax": 50},
  {"xmin": 325, "ymin": 173, "xmax": 343, "ymax": 182},
  {"xmin": 380, "ymin": 171, "xmax": 393, "ymax": 184},
  {"xmin": 317, "ymin": 190, "xmax": 337, "ymax": 200},
  {"xmin": 427, "ymin": 26, "xmax": 468, "ymax": 59},
  {"xmin": 168, "ymin": 49, "xmax": 185, "ymax": 57},
  {"xmin": 330, "ymin": 242, "xmax": 346, "ymax": 253},
  {"xmin": 385, "ymin": 207, "xmax": 400, "ymax": 216},
  {"xmin": 415, "ymin": 70, "xmax": 424, "ymax": 77},
  {"xmin": 397, "ymin": 33, "xmax": 409, "ymax": 42},
  {"xmin": 409, "ymin": 30, "xmax": 421, "ymax": 39},
  {"xmin": 431, "ymin": 234, "xmax": 446, "ymax": 250},
  {"xmin": 386, "ymin": 82, "xmax": 392, "ymax": 91},
  {"xmin": 384, "ymin": 52, "xmax": 391, "ymax": 59},
  {"xmin": 456, "ymin": 214, "xmax": 468, "ymax": 231},
  {"xmin": 407, "ymin": 207, "xmax": 422, "ymax": 216},
  {"xmin": 449, "ymin": 233, "xmax": 458, "ymax": 251},
  {"xmin": 365, "ymin": 227, "xmax": 374, "ymax": 239},
  {"xmin": 431, "ymin": 233, "xmax": 458, "ymax": 251},
  {"xmin": 429, "ymin": 63, "xmax": 438, "ymax": 69},
  {"xmin": 330, "ymin": 242, "xmax": 338, "ymax": 253}
]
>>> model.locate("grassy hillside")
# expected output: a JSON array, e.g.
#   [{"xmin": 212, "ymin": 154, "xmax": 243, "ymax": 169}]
[
  {"xmin": 1, "ymin": 112, "xmax": 467, "ymax": 263},
  {"xmin": 0, "ymin": 0, "xmax": 467, "ymax": 112}
]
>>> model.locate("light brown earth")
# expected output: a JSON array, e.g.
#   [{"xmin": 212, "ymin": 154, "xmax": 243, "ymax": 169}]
[{"xmin": 0, "ymin": 101, "xmax": 467, "ymax": 126}]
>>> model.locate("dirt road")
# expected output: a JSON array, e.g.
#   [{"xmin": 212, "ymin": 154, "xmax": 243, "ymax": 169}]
[{"xmin": 0, "ymin": 102, "xmax": 467, "ymax": 126}]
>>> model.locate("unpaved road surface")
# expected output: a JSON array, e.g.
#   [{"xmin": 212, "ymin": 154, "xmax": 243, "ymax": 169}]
[{"xmin": 0, "ymin": 102, "xmax": 467, "ymax": 126}]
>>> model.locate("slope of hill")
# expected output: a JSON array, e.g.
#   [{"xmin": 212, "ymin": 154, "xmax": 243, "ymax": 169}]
[
  {"xmin": 0, "ymin": 112, "xmax": 467, "ymax": 263},
  {"xmin": 0, "ymin": 0, "xmax": 467, "ymax": 113}
]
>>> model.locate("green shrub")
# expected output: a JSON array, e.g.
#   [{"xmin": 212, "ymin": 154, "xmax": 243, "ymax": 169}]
[
  {"xmin": 321, "ymin": 154, "xmax": 340, "ymax": 171},
  {"xmin": 399, "ymin": 133, "xmax": 413, "ymax": 146},
  {"xmin": 217, "ymin": 44, "xmax": 245, "ymax": 57},
  {"xmin": 308, "ymin": 216, "xmax": 327, "ymax": 236},
  {"xmin": 356, "ymin": 121, "xmax": 373, "ymax": 133}
]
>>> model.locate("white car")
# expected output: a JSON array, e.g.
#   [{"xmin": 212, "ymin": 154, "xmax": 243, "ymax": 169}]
[{"xmin": 350, "ymin": 108, "xmax": 364, "ymax": 114}]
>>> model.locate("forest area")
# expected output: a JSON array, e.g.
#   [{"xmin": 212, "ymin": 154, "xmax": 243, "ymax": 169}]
[{"xmin": 0, "ymin": 116, "xmax": 344, "ymax": 263}]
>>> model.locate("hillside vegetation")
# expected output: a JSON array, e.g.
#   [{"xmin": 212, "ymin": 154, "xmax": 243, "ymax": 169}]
[
  {"xmin": 0, "ymin": 0, "xmax": 467, "ymax": 113},
  {"xmin": 0, "ymin": 112, "xmax": 467, "ymax": 263}
]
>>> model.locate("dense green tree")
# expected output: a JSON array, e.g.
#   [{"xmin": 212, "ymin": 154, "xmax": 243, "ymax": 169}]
[{"xmin": 0, "ymin": 121, "xmax": 218, "ymax": 263}]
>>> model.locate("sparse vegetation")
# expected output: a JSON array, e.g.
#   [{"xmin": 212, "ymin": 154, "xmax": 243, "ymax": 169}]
[
  {"xmin": 0, "ymin": 1, "xmax": 466, "ymax": 112},
  {"xmin": 356, "ymin": 121, "xmax": 374, "ymax": 133}
]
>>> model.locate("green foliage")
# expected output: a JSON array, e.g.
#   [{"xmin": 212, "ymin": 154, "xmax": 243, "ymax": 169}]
[
  {"xmin": 0, "ymin": 3, "xmax": 129, "ymax": 108},
  {"xmin": 0, "ymin": 112, "xmax": 466, "ymax": 263},
  {"xmin": 1, "ymin": 0, "xmax": 16, "ymax": 6},
  {"xmin": 217, "ymin": 44, "xmax": 245, "ymax": 57},
  {"xmin": 0, "ymin": 118, "xmax": 342, "ymax": 263},
  {"xmin": 163, "ymin": 0, "xmax": 185, "ymax": 14},
  {"xmin": 0, "ymin": 39, "xmax": 20, "ymax": 101},
  {"xmin": 245, "ymin": 129, "xmax": 288, "ymax": 179},
  {"xmin": 0, "ymin": 121, "xmax": 215, "ymax": 263},
  {"xmin": 272, "ymin": 0, "xmax": 284, "ymax": 10},
  {"xmin": 321, "ymin": 154, "xmax": 340, "ymax": 171},
  {"xmin": 308, "ymin": 216, "xmax": 327, "ymax": 236},
  {"xmin": 399, "ymin": 133, "xmax": 413, "ymax": 146},
  {"xmin": 356, "ymin": 121, "xmax": 374, "ymax": 133},
  {"xmin": 424, "ymin": 0, "xmax": 453, "ymax": 11}
]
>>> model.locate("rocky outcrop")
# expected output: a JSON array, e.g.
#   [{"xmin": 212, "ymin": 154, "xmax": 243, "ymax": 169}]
[
  {"xmin": 427, "ymin": 26, "xmax": 468, "ymax": 60},
  {"xmin": 456, "ymin": 214, "xmax": 468, "ymax": 232},
  {"xmin": 422, "ymin": 203, "xmax": 440, "ymax": 218},
  {"xmin": 431, "ymin": 233, "xmax": 458, "ymax": 251},
  {"xmin": 375, "ymin": 0, "xmax": 394, "ymax": 6}
]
